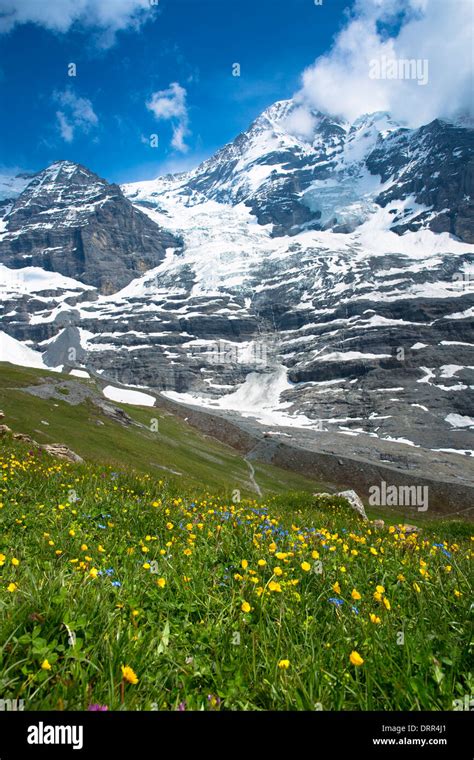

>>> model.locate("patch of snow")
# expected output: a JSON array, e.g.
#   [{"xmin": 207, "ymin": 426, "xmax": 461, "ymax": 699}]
[
  {"xmin": 102, "ymin": 385, "xmax": 156, "ymax": 407},
  {"xmin": 445, "ymin": 413, "xmax": 474, "ymax": 428},
  {"xmin": 0, "ymin": 330, "xmax": 59, "ymax": 371}
]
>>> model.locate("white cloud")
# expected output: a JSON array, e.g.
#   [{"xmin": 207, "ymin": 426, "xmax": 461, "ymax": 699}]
[
  {"xmin": 296, "ymin": 0, "xmax": 473, "ymax": 126},
  {"xmin": 0, "ymin": 0, "xmax": 156, "ymax": 44},
  {"xmin": 54, "ymin": 89, "xmax": 98, "ymax": 143},
  {"xmin": 146, "ymin": 82, "xmax": 191, "ymax": 153},
  {"xmin": 282, "ymin": 106, "xmax": 317, "ymax": 140},
  {"xmin": 56, "ymin": 112, "xmax": 74, "ymax": 143}
]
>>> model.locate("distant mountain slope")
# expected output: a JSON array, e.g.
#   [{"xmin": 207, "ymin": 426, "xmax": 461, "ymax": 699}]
[{"xmin": 0, "ymin": 161, "xmax": 182, "ymax": 293}]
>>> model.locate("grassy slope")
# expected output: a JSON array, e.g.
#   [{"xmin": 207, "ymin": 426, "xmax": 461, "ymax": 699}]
[
  {"xmin": 0, "ymin": 438, "xmax": 471, "ymax": 711},
  {"xmin": 1, "ymin": 363, "xmax": 472, "ymax": 534},
  {"xmin": 0, "ymin": 363, "xmax": 320, "ymax": 499}
]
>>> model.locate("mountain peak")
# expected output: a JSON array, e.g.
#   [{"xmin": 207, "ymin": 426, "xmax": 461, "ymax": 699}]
[{"xmin": 256, "ymin": 99, "xmax": 295, "ymax": 125}]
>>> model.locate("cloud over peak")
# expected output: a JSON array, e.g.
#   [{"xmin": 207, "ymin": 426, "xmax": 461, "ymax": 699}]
[
  {"xmin": 54, "ymin": 89, "xmax": 98, "ymax": 143},
  {"xmin": 296, "ymin": 0, "xmax": 473, "ymax": 127}
]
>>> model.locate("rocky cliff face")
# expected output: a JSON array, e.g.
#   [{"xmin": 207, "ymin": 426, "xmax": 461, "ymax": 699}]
[
  {"xmin": 366, "ymin": 119, "xmax": 474, "ymax": 242},
  {"xmin": 0, "ymin": 101, "xmax": 473, "ymax": 465},
  {"xmin": 0, "ymin": 161, "xmax": 181, "ymax": 294}
]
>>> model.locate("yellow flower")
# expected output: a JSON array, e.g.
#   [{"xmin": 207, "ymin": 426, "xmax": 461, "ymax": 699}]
[
  {"xmin": 11, "ymin": 558, "xmax": 19, "ymax": 566},
  {"xmin": 183, "ymin": 548, "xmax": 192, "ymax": 557},
  {"xmin": 241, "ymin": 559, "xmax": 248, "ymax": 570},
  {"xmin": 268, "ymin": 580, "xmax": 282, "ymax": 593},
  {"xmin": 241, "ymin": 601, "xmax": 251, "ymax": 613},
  {"xmin": 444, "ymin": 565, "xmax": 452, "ymax": 573},
  {"xmin": 301, "ymin": 561, "xmax": 311, "ymax": 572},
  {"xmin": 373, "ymin": 591, "xmax": 383, "ymax": 602},
  {"xmin": 0, "ymin": 553, "xmax": 5, "ymax": 566},
  {"xmin": 278, "ymin": 659, "xmax": 290, "ymax": 670},
  {"xmin": 7, "ymin": 582, "xmax": 17, "ymax": 593},
  {"xmin": 376, "ymin": 585, "xmax": 385, "ymax": 594},
  {"xmin": 340, "ymin": 566, "xmax": 347, "ymax": 573},
  {"xmin": 349, "ymin": 650, "xmax": 364, "ymax": 666},
  {"xmin": 370, "ymin": 547, "xmax": 378, "ymax": 555},
  {"xmin": 312, "ymin": 550, "xmax": 319, "ymax": 560},
  {"xmin": 80, "ymin": 544, "xmax": 88, "ymax": 551},
  {"xmin": 121, "ymin": 665, "xmax": 139, "ymax": 684},
  {"xmin": 166, "ymin": 522, "xmax": 174, "ymax": 530},
  {"xmin": 157, "ymin": 578, "xmax": 166, "ymax": 588},
  {"xmin": 89, "ymin": 567, "xmax": 98, "ymax": 579},
  {"xmin": 397, "ymin": 574, "xmax": 405, "ymax": 582},
  {"xmin": 257, "ymin": 559, "xmax": 266, "ymax": 567},
  {"xmin": 273, "ymin": 566, "xmax": 283, "ymax": 576},
  {"xmin": 454, "ymin": 589, "xmax": 462, "ymax": 598},
  {"xmin": 41, "ymin": 659, "xmax": 52, "ymax": 671},
  {"xmin": 413, "ymin": 582, "xmax": 421, "ymax": 593},
  {"xmin": 332, "ymin": 581, "xmax": 341, "ymax": 594},
  {"xmin": 383, "ymin": 597, "xmax": 391, "ymax": 611},
  {"xmin": 351, "ymin": 589, "xmax": 361, "ymax": 601},
  {"xmin": 369, "ymin": 613, "xmax": 381, "ymax": 624},
  {"xmin": 143, "ymin": 563, "xmax": 151, "ymax": 570}
]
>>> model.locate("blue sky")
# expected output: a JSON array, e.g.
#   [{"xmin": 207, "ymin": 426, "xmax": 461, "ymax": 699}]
[{"xmin": 0, "ymin": 0, "xmax": 352, "ymax": 183}]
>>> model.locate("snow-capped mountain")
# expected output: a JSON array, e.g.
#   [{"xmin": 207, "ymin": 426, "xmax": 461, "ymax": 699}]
[
  {"xmin": 0, "ymin": 98, "xmax": 473, "ymax": 467},
  {"xmin": 0, "ymin": 161, "xmax": 181, "ymax": 293},
  {"xmin": 124, "ymin": 100, "xmax": 473, "ymax": 241}
]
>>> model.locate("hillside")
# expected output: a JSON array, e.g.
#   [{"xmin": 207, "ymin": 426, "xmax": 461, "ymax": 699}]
[{"xmin": 0, "ymin": 362, "xmax": 320, "ymax": 497}]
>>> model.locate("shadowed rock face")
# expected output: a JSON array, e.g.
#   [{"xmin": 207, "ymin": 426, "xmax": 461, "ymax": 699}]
[
  {"xmin": 0, "ymin": 161, "xmax": 182, "ymax": 293},
  {"xmin": 366, "ymin": 119, "xmax": 474, "ymax": 243}
]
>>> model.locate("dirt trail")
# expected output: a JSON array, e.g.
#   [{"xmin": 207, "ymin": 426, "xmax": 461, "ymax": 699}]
[{"xmin": 244, "ymin": 456, "xmax": 262, "ymax": 497}]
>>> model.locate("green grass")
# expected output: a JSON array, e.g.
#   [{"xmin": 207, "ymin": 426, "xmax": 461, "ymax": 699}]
[
  {"xmin": 0, "ymin": 438, "xmax": 471, "ymax": 711},
  {"xmin": 0, "ymin": 362, "xmax": 320, "ymax": 498}
]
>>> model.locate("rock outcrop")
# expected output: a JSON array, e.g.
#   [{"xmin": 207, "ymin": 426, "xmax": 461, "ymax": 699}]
[{"xmin": 314, "ymin": 489, "xmax": 369, "ymax": 521}]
